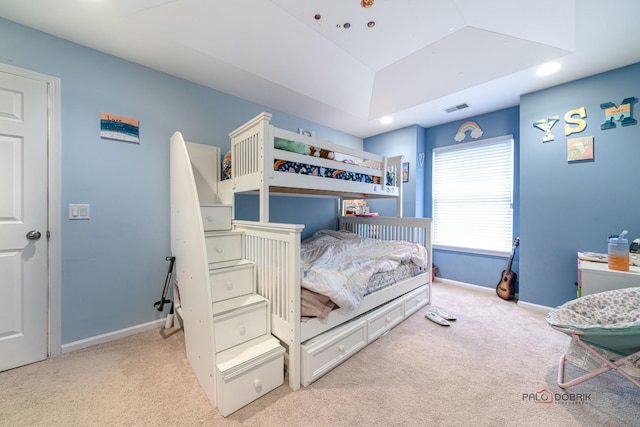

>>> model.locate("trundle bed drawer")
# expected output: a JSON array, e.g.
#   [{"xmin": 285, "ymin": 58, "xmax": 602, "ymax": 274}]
[
  {"xmin": 210, "ymin": 260, "xmax": 255, "ymax": 302},
  {"xmin": 367, "ymin": 299, "xmax": 404, "ymax": 342},
  {"xmin": 301, "ymin": 319, "xmax": 367, "ymax": 387},
  {"xmin": 403, "ymin": 285, "xmax": 430, "ymax": 317},
  {"xmin": 205, "ymin": 232, "xmax": 242, "ymax": 264},
  {"xmin": 213, "ymin": 295, "xmax": 269, "ymax": 352},
  {"xmin": 216, "ymin": 336, "xmax": 284, "ymax": 417},
  {"xmin": 201, "ymin": 204, "xmax": 232, "ymax": 231}
]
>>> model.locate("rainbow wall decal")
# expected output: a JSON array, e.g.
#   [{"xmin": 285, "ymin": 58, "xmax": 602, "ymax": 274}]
[{"xmin": 454, "ymin": 121, "xmax": 483, "ymax": 142}]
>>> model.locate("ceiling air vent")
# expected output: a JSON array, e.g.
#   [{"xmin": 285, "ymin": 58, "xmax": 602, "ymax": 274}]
[{"xmin": 444, "ymin": 103, "xmax": 470, "ymax": 113}]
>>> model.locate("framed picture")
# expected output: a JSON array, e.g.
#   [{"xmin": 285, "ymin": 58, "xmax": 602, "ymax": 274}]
[
  {"xmin": 567, "ymin": 136, "xmax": 594, "ymax": 162},
  {"xmin": 402, "ymin": 162, "xmax": 409, "ymax": 182},
  {"xmin": 298, "ymin": 128, "xmax": 314, "ymax": 138},
  {"xmin": 343, "ymin": 200, "xmax": 356, "ymax": 216},
  {"xmin": 100, "ymin": 112, "xmax": 140, "ymax": 143}
]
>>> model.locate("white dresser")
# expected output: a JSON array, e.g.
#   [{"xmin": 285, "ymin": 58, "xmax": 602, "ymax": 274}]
[{"xmin": 578, "ymin": 259, "xmax": 640, "ymax": 297}]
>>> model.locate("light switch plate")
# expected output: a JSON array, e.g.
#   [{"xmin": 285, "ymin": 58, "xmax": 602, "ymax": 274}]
[{"xmin": 69, "ymin": 204, "xmax": 90, "ymax": 220}]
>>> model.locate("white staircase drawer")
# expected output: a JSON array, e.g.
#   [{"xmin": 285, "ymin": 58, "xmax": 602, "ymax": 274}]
[
  {"xmin": 367, "ymin": 298, "xmax": 404, "ymax": 342},
  {"xmin": 201, "ymin": 204, "xmax": 232, "ymax": 231},
  {"xmin": 301, "ymin": 319, "xmax": 367, "ymax": 387},
  {"xmin": 402, "ymin": 285, "xmax": 429, "ymax": 317},
  {"xmin": 210, "ymin": 260, "xmax": 255, "ymax": 303},
  {"xmin": 205, "ymin": 232, "xmax": 242, "ymax": 264},
  {"xmin": 216, "ymin": 336, "xmax": 285, "ymax": 417},
  {"xmin": 213, "ymin": 296, "xmax": 269, "ymax": 352}
]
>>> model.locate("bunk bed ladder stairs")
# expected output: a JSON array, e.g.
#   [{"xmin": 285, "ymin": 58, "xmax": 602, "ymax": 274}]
[
  {"xmin": 204, "ymin": 200, "xmax": 285, "ymax": 417},
  {"xmin": 171, "ymin": 134, "xmax": 284, "ymax": 418}
]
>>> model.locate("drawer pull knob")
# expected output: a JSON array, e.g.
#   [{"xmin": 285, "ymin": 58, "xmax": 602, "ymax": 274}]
[
  {"xmin": 225, "ymin": 281, "xmax": 233, "ymax": 290},
  {"xmin": 216, "ymin": 245, "xmax": 224, "ymax": 254},
  {"xmin": 254, "ymin": 378, "xmax": 263, "ymax": 392},
  {"xmin": 207, "ymin": 216, "xmax": 214, "ymax": 223},
  {"xmin": 338, "ymin": 344, "xmax": 345, "ymax": 354},
  {"xmin": 239, "ymin": 325, "xmax": 246, "ymax": 335}
]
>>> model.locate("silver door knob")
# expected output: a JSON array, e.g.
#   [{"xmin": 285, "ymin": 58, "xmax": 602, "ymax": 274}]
[{"xmin": 26, "ymin": 230, "xmax": 42, "ymax": 240}]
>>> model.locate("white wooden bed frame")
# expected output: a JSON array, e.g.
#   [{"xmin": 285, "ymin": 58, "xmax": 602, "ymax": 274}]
[
  {"xmin": 171, "ymin": 113, "xmax": 431, "ymax": 397},
  {"xmin": 233, "ymin": 216, "xmax": 431, "ymax": 390},
  {"xmin": 218, "ymin": 112, "xmax": 404, "ymax": 220}
]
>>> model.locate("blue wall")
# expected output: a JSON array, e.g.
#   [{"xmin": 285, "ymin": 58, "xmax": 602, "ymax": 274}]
[
  {"xmin": 365, "ymin": 63, "xmax": 638, "ymax": 310},
  {"xmin": 4, "ymin": 17, "xmax": 639, "ymax": 345},
  {"xmin": 235, "ymin": 194, "xmax": 340, "ymax": 241},
  {"xmin": 424, "ymin": 107, "xmax": 521, "ymax": 290},
  {"xmin": 519, "ymin": 63, "xmax": 640, "ymax": 307},
  {"xmin": 365, "ymin": 108, "xmax": 522, "ymax": 295},
  {"xmin": 364, "ymin": 125, "xmax": 424, "ymax": 217},
  {"xmin": 419, "ymin": 64, "xmax": 640, "ymax": 309},
  {"xmin": 0, "ymin": 19, "xmax": 362, "ymax": 344}
]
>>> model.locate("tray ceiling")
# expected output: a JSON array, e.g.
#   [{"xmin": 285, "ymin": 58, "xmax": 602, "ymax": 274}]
[{"xmin": 1, "ymin": 0, "xmax": 639, "ymax": 137}]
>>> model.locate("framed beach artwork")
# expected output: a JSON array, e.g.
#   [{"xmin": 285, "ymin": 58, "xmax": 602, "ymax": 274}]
[{"xmin": 100, "ymin": 112, "xmax": 140, "ymax": 143}]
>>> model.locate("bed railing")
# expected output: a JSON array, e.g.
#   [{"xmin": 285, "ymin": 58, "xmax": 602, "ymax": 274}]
[
  {"xmin": 226, "ymin": 113, "xmax": 269, "ymax": 191},
  {"xmin": 233, "ymin": 219, "xmax": 303, "ymax": 389},
  {"xmin": 224, "ymin": 112, "xmax": 403, "ymax": 221},
  {"xmin": 340, "ymin": 216, "xmax": 431, "ymax": 249}
]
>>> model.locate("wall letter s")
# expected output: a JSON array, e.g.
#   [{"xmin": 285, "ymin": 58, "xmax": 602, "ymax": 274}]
[{"xmin": 564, "ymin": 107, "xmax": 587, "ymax": 136}]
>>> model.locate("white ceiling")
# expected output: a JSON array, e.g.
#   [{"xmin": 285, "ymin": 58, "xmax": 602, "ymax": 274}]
[{"xmin": 1, "ymin": 0, "xmax": 639, "ymax": 138}]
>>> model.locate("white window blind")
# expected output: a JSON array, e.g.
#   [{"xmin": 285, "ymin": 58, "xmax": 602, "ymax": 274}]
[{"xmin": 432, "ymin": 135, "xmax": 514, "ymax": 254}]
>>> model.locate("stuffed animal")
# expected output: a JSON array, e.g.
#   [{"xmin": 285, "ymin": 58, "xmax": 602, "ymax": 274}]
[
  {"xmin": 274, "ymin": 137, "xmax": 310, "ymax": 155},
  {"xmin": 309, "ymin": 146, "xmax": 335, "ymax": 160}
]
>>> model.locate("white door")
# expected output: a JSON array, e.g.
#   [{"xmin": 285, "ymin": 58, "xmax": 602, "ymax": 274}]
[{"xmin": 0, "ymin": 70, "xmax": 49, "ymax": 371}]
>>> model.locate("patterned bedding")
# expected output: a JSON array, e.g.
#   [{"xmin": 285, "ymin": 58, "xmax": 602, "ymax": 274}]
[
  {"xmin": 274, "ymin": 159, "xmax": 393, "ymax": 185},
  {"xmin": 365, "ymin": 262, "xmax": 423, "ymax": 295},
  {"xmin": 222, "ymin": 152, "xmax": 395, "ymax": 185},
  {"xmin": 301, "ymin": 262, "xmax": 421, "ymax": 320},
  {"xmin": 301, "ymin": 229, "xmax": 429, "ymax": 312}
]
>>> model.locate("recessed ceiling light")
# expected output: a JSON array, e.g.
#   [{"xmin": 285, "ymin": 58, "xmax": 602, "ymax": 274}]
[
  {"xmin": 380, "ymin": 116, "xmax": 392, "ymax": 125},
  {"xmin": 537, "ymin": 62, "xmax": 561, "ymax": 77}
]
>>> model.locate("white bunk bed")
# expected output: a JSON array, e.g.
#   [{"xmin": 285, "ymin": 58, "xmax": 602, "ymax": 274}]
[
  {"xmin": 218, "ymin": 112, "xmax": 404, "ymax": 220},
  {"xmin": 170, "ymin": 113, "xmax": 431, "ymax": 412}
]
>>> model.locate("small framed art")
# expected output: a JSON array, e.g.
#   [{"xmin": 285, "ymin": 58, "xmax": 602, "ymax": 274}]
[
  {"xmin": 402, "ymin": 162, "xmax": 409, "ymax": 182},
  {"xmin": 567, "ymin": 136, "xmax": 594, "ymax": 162},
  {"xmin": 100, "ymin": 112, "xmax": 140, "ymax": 143},
  {"xmin": 298, "ymin": 128, "xmax": 314, "ymax": 138}
]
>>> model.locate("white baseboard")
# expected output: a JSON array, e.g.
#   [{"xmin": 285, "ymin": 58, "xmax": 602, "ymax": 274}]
[
  {"xmin": 435, "ymin": 278, "xmax": 551, "ymax": 313},
  {"xmin": 61, "ymin": 318, "xmax": 169, "ymax": 354},
  {"xmin": 516, "ymin": 300, "xmax": 553, "ymax": 313},
  {"xmin": 435, "ymin": 278, "xmax": 494, "ymax": 294}
]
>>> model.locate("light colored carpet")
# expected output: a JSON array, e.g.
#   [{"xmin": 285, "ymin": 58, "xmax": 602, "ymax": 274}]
[{"xmin": 1, "ymin": 281, "xmax": 639, "ymax": 426}]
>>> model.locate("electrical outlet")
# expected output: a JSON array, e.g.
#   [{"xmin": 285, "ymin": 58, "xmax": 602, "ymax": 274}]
[{"xmin": 69, "ymin": 204, "xmax": 90, "ymax": 220}]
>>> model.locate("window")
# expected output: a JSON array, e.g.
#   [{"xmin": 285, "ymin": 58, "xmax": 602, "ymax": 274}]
[{"xmin": 432, "ymin": 135, "xmax": 514, "ymax": 255}]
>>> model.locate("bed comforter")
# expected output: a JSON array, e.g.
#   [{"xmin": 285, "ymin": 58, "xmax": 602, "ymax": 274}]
[{"xmin": 301, "ymin": 229, "xmax": 429, "ymax": 310}]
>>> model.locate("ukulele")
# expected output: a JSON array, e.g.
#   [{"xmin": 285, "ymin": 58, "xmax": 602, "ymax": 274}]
[{"xmin": 496, "ymin": 237, "xmax": 519, "ymax": 300}]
